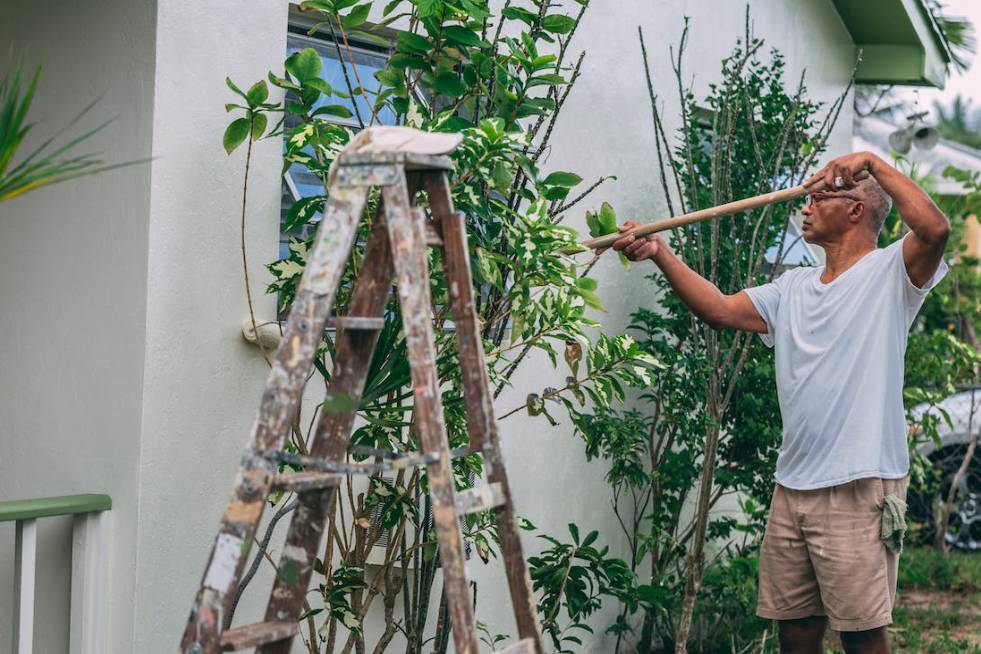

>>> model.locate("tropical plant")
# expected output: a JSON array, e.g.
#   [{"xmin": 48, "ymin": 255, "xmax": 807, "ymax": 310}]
[
  {"xmin": 0, "ymin": 60, "xmax": 132, "ymax": 203},
  {"xmin": 933, "ymin": 95, "xmax": 981, "ymax": 150},
  {"xmin": 926, "ymin": 0, "xmax": 978, "ymax": 73},
  {"xmin": 219, "ymin": 1, "xmax": 660, "ymax": 652}
]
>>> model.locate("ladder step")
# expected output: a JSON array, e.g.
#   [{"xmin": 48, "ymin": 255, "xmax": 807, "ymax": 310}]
[
  {"xmin": 272, "ymin": 471, "xmax": 342, "ymax": 492},
  {"xmin": 424, "ymin": 221, "xmax": 443, "ymax": 246},
  {"xmin": 326, "ymin": 316, "xmax": 386, "ymax": 330},
  {"xmin": 219, "ymin": 621, "xmax": 298, "ymax": 651},
  {"xmin": 499, "ymin": 638, "xmax": 536, "ymax": 654},
  {"xmin": 455, "ymin": 482, "xmax": 506, "ymax": 516}
]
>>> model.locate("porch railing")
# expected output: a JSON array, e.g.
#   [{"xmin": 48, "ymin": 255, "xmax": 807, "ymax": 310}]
[{"xmin": 1, "ymin": 494, "xmax": 112, "ymax": 654}]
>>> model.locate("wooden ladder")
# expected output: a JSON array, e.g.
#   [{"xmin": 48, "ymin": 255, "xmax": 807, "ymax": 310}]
[{"xmin": 180, "ymin": 135, "xmax": 543, "ymax": 654}]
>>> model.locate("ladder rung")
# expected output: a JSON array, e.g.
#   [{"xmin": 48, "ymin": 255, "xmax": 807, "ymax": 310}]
[
  {"xmin": 272, "ymin": 471, "xmax": 342, "ymax": 492},
  {"xmin": 455, "ymin": 482, "xmax": 506, "ymax": 516},
  {"xmin": 424, "ymin": 221, "xmax": 443, "ymax": 246},
  {"xmin": 499, "ymin": 638, "xmax": 536, "ymax": 654},
  {"xmin": 219, "ymin": 621, "xmax": 298, "ymax": 651},
  {"xmin": 326, "ymin": 316, "xmax": 386, "ymax": 330}
]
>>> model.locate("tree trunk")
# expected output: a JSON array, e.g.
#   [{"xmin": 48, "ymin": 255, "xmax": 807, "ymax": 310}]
[{"xmin": 674, "ymin": 419, "xmax": 722, "ymax": 654}]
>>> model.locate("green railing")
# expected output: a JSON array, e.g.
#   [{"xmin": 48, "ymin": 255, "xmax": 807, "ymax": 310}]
[{"xmin": 1, "ymin": 494, "xmax": 112, "ymax": 654}]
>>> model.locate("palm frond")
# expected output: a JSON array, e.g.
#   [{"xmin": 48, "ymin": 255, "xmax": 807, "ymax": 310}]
[
  {"xmin": 926, "ymin": 1, "xmax": 978, "ymax": 73},
  {"xmin": 0, "ymin": 59, "xmax": 142, "ymax": 203}
]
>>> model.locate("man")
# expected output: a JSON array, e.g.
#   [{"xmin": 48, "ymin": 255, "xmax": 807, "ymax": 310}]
[{"xmin": 605, "ymin": 152, "xmax": 949, "ymax": 654}]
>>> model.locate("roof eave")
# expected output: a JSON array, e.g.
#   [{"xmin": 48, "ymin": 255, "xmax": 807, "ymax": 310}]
[{"xmin": 832, "ymin": 0, "xmax": 951, "ymax": 88}]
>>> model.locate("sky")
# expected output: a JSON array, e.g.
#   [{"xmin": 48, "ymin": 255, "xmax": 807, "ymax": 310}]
[{"xmin": 893, "ymin": 0, "xmax": 981, "ymax": 118}]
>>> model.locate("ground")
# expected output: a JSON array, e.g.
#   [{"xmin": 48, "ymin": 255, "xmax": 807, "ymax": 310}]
[{"xmin": 821, "ymin": 547, "xmax": 981, "ymax": 653}]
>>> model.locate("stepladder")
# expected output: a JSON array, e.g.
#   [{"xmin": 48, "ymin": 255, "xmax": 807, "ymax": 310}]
[{"xmin": 180, "ymin": 127, "xmax": 543, "ymax": 654}]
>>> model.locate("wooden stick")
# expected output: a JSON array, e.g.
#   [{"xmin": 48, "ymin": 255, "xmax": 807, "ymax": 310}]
[{"xmin": 579, "ymin": 170, "xmax": 869, "ymax": 251}]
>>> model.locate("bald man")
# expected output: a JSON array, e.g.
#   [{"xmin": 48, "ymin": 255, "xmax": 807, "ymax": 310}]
[{"xmin": 606, "ymin": 153, "xmax": 949, "ymax": 654}]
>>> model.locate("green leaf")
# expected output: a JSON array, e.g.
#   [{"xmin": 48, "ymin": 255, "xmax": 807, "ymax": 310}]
[
  {"xmin": 542, "ymin": 14, "xmax": 577, "ymax": 34},
  {"xmin": 225, "ymin": 77, "xmax": 248, "ymax": 100},
  {"xmin": 284, "ymin": 195, "xmax": 326, "ymax": 232},
  {"xmin": 312, "ymin": 104, "xmax": 354, "ymax": 119},
  {"xmin": 250, "ymin": 112, "xmax": 268, "ymax": 140},
  {"xmin": 585, "ymin": 210, "xmax": 600, "ymax": 237},
  {"xmin": 223, "ymin": 117, "xmax": 250, "ymax": 154},
  {"xmin": 286, "ymin": 47, "xmax": 322, "ymax": 81},
  {"xmin": 246, "ymin": 80, "xmax": 268, "ymax": 106},
  {"xmin": 343, "ymin": 3, "xmax": 371, "ymax": 29},
  {"xmin": 528, "ymin": 73, "xmax": 567, "ymax": 88},
  {"xmin": 389, "ymin": 54, "xmax": 431, "ymax": 71},
  {"xmin": 442, "ymin": 25, "xmax": 482, "ymax": 47},
  {"xmin": 434, "ymin": 72, "xmax": 466, "ymax": 98},
  {"xmin": 348, "ymin": 30, "xmax": 394, "ymax": 48},
  {"xmin": 397, "ymin": 31, "xmax": 431, "ymax": 55},
  {"xmin": 492, "ymin": 161, "xmax": 514, "ymax": 191},
  {"xmin": 598, "ymin": 202, "xmax": 618, "ymax": 234},
  {"xmin": 544, "ymin": 171, "xmax": 582, "ymax": 187},
  {"xmin": 502, "ymin": 6, "xmax": 536, "ymax": 24},
  {"xmin": 305, "ymin": 77, "xmax": 333, "ymax": 95}
]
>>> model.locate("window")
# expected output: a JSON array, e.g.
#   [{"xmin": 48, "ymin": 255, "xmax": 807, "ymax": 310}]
[{"xmin": 280, "ymin": 25, "xmax": 398, "ymax": 261}]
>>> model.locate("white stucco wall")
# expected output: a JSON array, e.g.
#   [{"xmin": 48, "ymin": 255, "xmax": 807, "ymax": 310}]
[
  {"xmin": 131, "ymin": 0, "xmax": 288, "ymax": 650},
  {"xmin": 0, "ymin": 0, "xmax": 855, "ymax": 652},
  {"xmin": 0, "ymin": 1, "xmax": 156, "ymax": 652}
]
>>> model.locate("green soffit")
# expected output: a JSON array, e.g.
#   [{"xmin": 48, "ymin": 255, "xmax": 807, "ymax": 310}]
[{"xmin": 832, "ymin": 0, "xmax": 952, "ymax": 88}]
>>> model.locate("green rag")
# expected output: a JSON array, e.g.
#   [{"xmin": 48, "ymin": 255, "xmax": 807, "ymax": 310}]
[{"xmin": 880, "ymin": 494, "xmax": 908, "ymax": 554}]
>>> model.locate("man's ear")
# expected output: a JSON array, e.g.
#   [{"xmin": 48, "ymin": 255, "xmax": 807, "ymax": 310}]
[{"xmin": 849, "ymin": 200, "xmax": 865, "ymax": 225}]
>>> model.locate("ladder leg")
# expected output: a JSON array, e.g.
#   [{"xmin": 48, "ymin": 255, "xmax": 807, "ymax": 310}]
[
  {"xmin": 383, "ymin": 171, "xmax": 479, "ymax": 654},
  {"xmin": 258, "ymin": 219, "xmax": 395, "ymax": 653},
  {"xmin": 181, "ymin": 185, "xmax": 369, "ymax": 654},
  {"xmin": 427, "ymin": 174, "xmax": 543, "ymax": 651}
]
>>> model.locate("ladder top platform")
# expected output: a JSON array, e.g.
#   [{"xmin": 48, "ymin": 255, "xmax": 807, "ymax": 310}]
[{"xmin": 338, "ymin": 151, "xmax": 455, "ymax": 170}]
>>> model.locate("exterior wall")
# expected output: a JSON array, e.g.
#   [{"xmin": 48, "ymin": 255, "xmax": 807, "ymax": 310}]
[
  {"xmin": 130, "ymin": 0, "xmax": 289, "ymax": 650},
  {"xmin": 0, "ymin": 2, "xmax": 157, "ymax": 653},
  {"xmin": 0, "ymin": 0, "xmax": 856, "ymax": 652}
]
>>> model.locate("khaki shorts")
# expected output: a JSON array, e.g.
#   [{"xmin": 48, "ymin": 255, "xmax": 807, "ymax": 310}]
[{"xmin": 757, "ymin": 477, "xmax": 908, "ymax": 632}]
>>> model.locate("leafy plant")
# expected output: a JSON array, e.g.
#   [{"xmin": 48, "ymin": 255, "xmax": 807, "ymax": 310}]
[
  {"xmin": 528, "ymin": 523, "xmax": 639, "ymax": 653},
  {"xmin": 219, "ymin": 1, "xmax": 660, "ymax": 651},
  {"xmin": 0, "ymin": 60, "xmax": 136, "ymax": 203}
]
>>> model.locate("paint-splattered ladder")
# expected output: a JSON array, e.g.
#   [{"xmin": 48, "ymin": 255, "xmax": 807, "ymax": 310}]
[{"xmin": 180, "ymin": 129, "xmax": 542, "ymax": 654}]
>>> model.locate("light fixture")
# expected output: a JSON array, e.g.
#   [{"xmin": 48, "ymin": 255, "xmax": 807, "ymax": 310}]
[{"xmin": 888, "ymin": 111, "xmax": 939, "ymax": 154}]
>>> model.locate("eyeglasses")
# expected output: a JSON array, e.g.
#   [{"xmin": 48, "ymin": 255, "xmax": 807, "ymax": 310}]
[{"xmin": 805, "ymin": 192, "xmax": 862, "ymax": 208}]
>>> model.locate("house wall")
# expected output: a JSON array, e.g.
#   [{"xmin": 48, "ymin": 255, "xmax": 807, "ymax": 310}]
[
  {"xmin": 0, "ymin": 0, "xmax": 856, "ymax": 652},
  {"xmin": 130, "ymin": 0, "xmax": 288, "ymax": 651},
  {"xmin": 0, "ymin": 1, "xmax": 157, "ymax": 653}
]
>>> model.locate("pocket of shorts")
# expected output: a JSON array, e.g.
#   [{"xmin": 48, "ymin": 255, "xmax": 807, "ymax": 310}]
[{"xmin": 873, "ymin": 478, "xmax": 886, "ymax": 510}]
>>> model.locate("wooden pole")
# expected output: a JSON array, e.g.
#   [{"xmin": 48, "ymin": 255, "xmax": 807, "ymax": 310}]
[{"xmin": 579, "ymin": 170, "xmax": 869, "ymax": 251}]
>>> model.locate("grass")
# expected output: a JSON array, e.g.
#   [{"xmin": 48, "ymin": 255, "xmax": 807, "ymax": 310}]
[
  {"xmin": 889, "ymin": 546, "xmax": 981, "ymax": 654},
  {"xmin": 897, "ymin": 546, "xmax": 981, "ymax": 592}
]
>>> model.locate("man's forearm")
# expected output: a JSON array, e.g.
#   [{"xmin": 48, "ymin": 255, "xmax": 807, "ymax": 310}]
[
  {"xmin": 652, "ymin": 247, "xmax": 729, "ymax": 326},
  {"xmin": 869, "ymin": 155, "xmax": 949, "ymax": 243}
]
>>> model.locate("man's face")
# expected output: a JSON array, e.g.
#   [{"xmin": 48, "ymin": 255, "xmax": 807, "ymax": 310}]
[{"xmin": 800, "ymin": 191, "xmax": 863, "ymax": 244}]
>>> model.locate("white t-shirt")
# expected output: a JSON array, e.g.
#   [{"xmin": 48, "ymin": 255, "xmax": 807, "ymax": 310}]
[{"xmin": 744, "ymin": 234, "xmax": 947, "ymax": 490}]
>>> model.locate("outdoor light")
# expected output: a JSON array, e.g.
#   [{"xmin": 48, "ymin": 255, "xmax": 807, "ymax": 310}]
[{"xmin": 888, "ymin": 111, "xmax": 940, "ymax": 154}]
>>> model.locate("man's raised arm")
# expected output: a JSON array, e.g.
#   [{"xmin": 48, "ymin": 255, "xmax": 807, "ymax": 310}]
[{"xmin": 601, "ymin": 223, "xmax": 767, "ymax": 333}]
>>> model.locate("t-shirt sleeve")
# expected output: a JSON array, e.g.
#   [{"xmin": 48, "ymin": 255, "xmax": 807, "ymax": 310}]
[
  {"xmin": 888, "ymin": 232, "xmax": 948, "ymax": 323},
  {"xmin": 743, "ymin": 271, "xmax": 792, "ymax": 348}
]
